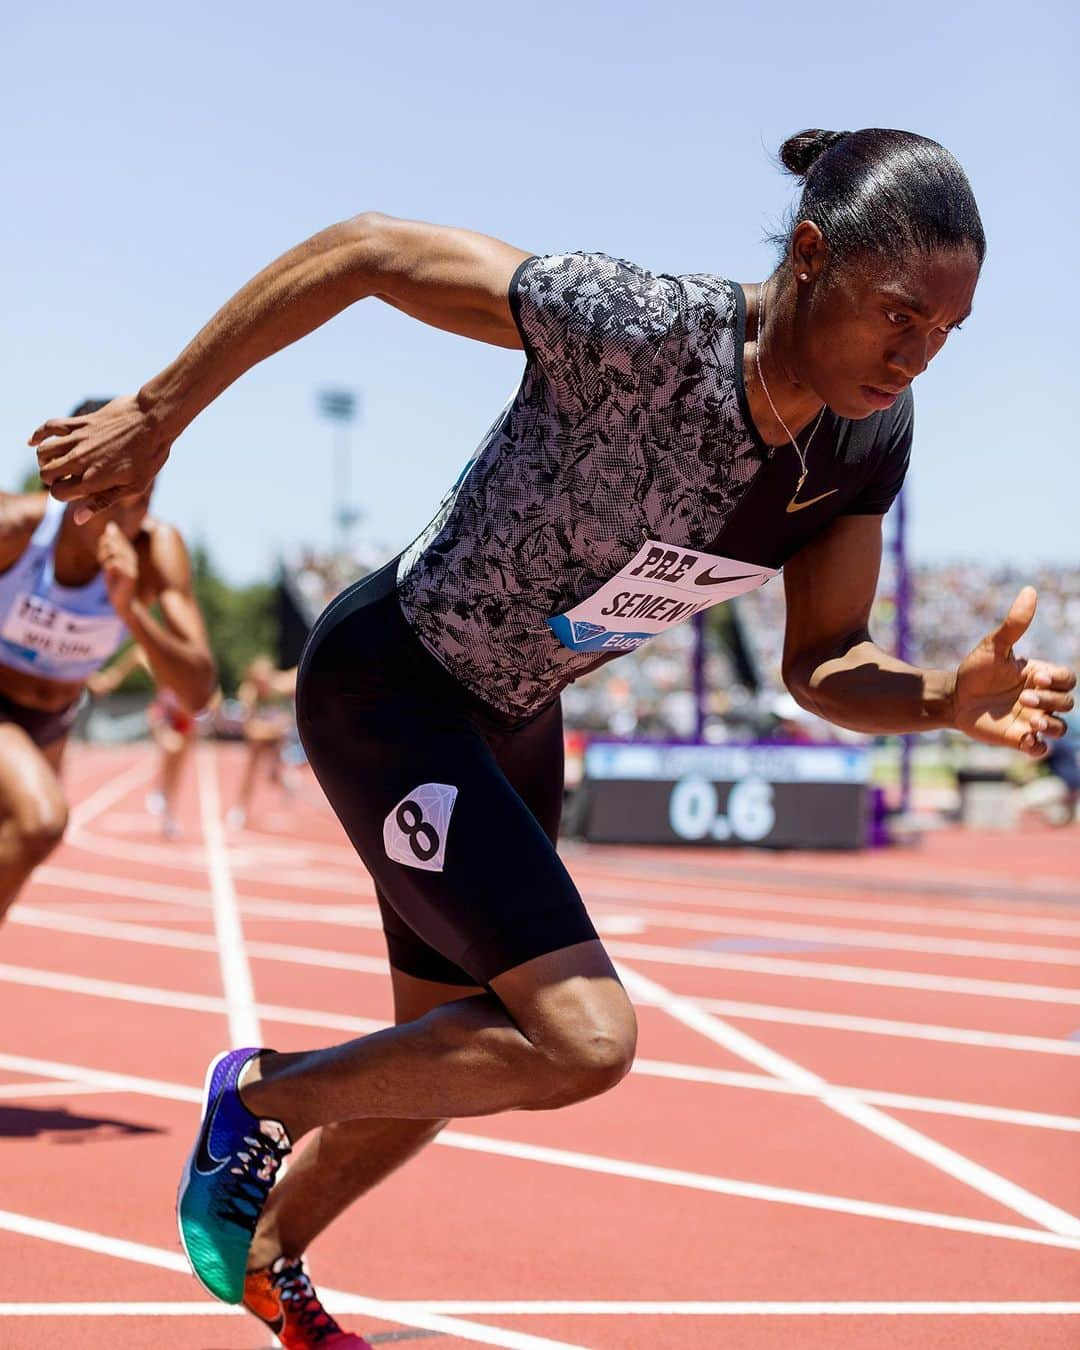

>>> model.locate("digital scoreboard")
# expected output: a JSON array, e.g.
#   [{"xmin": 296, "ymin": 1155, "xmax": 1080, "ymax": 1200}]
[{"xmin": 578, "ymin": 741, "xmax": 871, "ymax": 850}]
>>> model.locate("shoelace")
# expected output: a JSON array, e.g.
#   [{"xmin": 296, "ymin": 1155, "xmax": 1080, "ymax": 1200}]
[
  {"xmin": 217, "ymin": 1122, "xmax": 291, "ymax": 1233},
  {"xmin": 270, "ymin": 1257, "xmax": 343, "ymax": 1341}
]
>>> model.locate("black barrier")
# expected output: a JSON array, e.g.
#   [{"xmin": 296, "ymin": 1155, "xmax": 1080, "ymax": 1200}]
[{"xmin": 578, "ymin": 741, "xmax": 870, "ymax": 850}]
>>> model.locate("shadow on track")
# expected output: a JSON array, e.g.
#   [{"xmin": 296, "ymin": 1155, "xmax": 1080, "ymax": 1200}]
[{"xmin": 0, "ymin": 1103, "xmax": 162, "ymax": 1142}]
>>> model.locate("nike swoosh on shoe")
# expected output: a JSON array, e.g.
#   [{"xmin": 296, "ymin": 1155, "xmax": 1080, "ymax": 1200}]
[{"xmin": 194, "ymin": 1088, "xmax": 228, "ymax": 1175}]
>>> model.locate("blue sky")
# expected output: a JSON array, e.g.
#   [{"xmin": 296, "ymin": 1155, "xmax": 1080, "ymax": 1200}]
[{"xmin": 2, "ymin": 0, "xmax": 1075, "ymax": 580}]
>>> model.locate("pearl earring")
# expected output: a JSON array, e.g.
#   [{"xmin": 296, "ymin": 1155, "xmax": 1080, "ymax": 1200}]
[{"xmin": 798, "ymin": 272, "xmax": 809, "ymax": 281}]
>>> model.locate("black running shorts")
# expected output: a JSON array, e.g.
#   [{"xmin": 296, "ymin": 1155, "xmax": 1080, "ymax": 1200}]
[
  {"xmin": 0, "ymin": 689, "xmax": 85, "ymax": 747},
  {"xmin": 296, "ymin": 561, "xmax": 598, "ymax": 987}
]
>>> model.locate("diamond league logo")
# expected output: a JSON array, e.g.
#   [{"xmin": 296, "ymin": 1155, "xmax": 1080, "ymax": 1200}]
[
  {"xmin": 570, "ymin": 620, "xmax": 606, "ymax": 644},
  {"xmin": 383, "ymin": 782, "xmax": 458, "ymax": 873}
]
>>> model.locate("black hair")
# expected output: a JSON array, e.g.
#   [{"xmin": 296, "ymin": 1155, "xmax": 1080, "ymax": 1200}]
[
  {"xmin": 775, "ymin": 128, "xmax": 986, "ymax": 267},
  {"xmin": 70, "ymin": 398, "xmax": 113, "ymax": 416}
]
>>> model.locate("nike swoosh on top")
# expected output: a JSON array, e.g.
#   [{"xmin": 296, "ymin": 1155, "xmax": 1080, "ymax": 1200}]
[
  {"xmin": 786, "ymin": 487, "xmax": 840, "ymax": 514},
  {"xmin": 193, "ymin": 1089, "xmax": 229, "ymax": 1175},
  {"xmin": 693, "ymin": 570, "xmax": 758, "ymax": 587}
]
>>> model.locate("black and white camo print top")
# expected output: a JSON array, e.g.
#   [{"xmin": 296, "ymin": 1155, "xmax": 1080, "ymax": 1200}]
[{"xmin": 396, "ymin": 251, "xmax": 913, "ymax": 721}]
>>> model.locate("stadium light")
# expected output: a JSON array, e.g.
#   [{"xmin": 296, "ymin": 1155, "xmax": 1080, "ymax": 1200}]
[{"xmin": 316, "ymin": 387, "xmax": 363, "ymax": 556}]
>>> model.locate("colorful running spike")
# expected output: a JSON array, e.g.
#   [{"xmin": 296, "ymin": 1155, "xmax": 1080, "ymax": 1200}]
[
  {"xmin": 245, "ymin": 1256, "xmax": 373, "ymax": 1348},
  {"xmin": 177, "ymin": 1047, "xmax": 291, "ymax": 1304}
]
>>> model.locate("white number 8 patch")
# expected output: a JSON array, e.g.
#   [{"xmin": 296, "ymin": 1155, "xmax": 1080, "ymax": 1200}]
[{"xmin": 383, "ymin": 783, "xmax": 458, "ymax": 873}]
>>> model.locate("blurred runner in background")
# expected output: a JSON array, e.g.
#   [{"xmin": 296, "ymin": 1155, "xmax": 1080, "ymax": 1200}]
[
  {"xmin": 0, "ymin": 399, "xmax": 215, "ymax": 920},
  {"xmin": 226, "ymin": 656, "xmax": 298, "ymax": 830},
  {"xmin": 89, "ymin": 643, "xmax": 217, "ymax": 839}
]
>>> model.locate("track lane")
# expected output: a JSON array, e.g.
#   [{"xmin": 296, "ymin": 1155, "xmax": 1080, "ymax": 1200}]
[{"xmin": 0, "ymin": 745, "xmax": 1075, "ymax": 1349}]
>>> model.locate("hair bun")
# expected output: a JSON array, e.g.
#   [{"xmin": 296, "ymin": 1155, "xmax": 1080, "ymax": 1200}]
[{"xmin": 779, "ymin": 129, "xmax": 850, "ymax": 177}]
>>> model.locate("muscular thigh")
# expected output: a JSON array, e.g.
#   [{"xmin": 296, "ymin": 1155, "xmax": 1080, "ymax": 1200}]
[
  {"xmin": 0, "ymin": 725, "xmax": 66, "ymax": 828},
  {"xmin": 390, "ymin": 966, "xmax": 483, "ymax": 1023}
]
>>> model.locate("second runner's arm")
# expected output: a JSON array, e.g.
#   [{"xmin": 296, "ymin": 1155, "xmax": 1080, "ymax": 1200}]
[
  {"xmin": 86, "ymin": 643, "xmax": 145, "ymax": 697},
  {"xmin": 30, "ymin": 215, "xmax": 532, "ymax": 516},
  {"xmin": 123, "ymin": 525, "xmax": 217, "ymax": 712}
]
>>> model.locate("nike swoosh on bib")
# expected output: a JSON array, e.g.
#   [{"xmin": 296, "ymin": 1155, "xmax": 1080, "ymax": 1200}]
[
  {"xmin": 194, "ymin": 1091, "xmax": 228, "ymax": 1175},
  {"xmin": 693, "ymin": 569, "xmax": 758, "ymax": 586}
]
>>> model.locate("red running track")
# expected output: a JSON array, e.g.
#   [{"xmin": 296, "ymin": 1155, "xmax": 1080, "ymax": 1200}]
[{"xmin": 0, "ymin": 742, "xmax": 1078, "ymax": 1348}]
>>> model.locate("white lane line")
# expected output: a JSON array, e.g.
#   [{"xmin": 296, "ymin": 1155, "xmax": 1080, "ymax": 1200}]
[
  {"xmin": 19, "ymin": 884, "xmax": 1080, "ymax": 1057},
  {"xmin": 59, "ymin": 830, "xmax": 212, "ymax": 874},
  {"xmin": 37, "ymin": 853, "xmax": 1080, "ymax": 939},
  {"xmin": 0, "ymin": 961, "xmax": 238, "ymax": 1015},
  {"xmin": 5, "ymin": 1043, "xmax": 1080, "ymax": 1253},
  {"xmin": 36, "ymin": 864, "xmax": 383, "ymax": 927},
  {"xmin": 584, "ymin": 880, "xmax": 1080, "ymax": 937},
  {"xmin": 9, "ymin": 906, "xmax": 242, "ymax": 953},
  {"xmin": 0, "ymin": 1304, "xmax": 237, "ymax": 1315},
  {"xmin": 0, "ymin": 1053, "xmax": 202, "ymax": 1103},
  {"xmin": 438, "ymin": 1132, "xmax": 1080, "ymax": 1250},
  {"xmin": 9, "ymin": 906, "xmax": 390, "ymax": 974},
  {"xmin": 632, "ymin": 1059, "xmax": 1080, "ymax": 1133},
  {"xmin": 0, "ymin": 1081, "xmax": 109, "ymax": 1101},
  {"xmin": 3, "ymin": 1049, "xmax": 1069, "ymax": 1131},
  {"xmin": 685, "ymin": 996, "xmax": 1080, "ymax": 1056},
  {"xmin": 0, "ymin": 965, "xmax": 385, "ymax": 1036},
  {"xmin": 34, "ymin": 860, "xmax": 1080, "ymax": 957},
  {"xmin": 619, "ymin": 966, "xmax": 1080, "ymax": 1237},
  {"xmin": 605, "ymin": 940, "xmax": 1080, "ymax": 1005},
  {"xmin": 380, "ymin": 1301, "xmax": 1080, "ymax": 1317},
  {"xmin": 590, "ymin": 904, "xmax": 1080, "ymax": 966},
  {"xmin": 1, "ymin": 1051, "xmax": 1078, "ymax": 1251},
  {"xmin": 68, "ymin": 812, "xmax": 366, "ymax": 879},
  {"xmin": 3, "ymin": 970, "xmax": 1077, "ymax": 1133},
  {"xmin": 35, "ymin": 867, "xmax": 212, "ymax": 906},
  {"xmin": 35, "ymin": 904, "xmax": 213, "ymax": 923},
  {"xmin": 575, "ymin": 855, "xmax": 1080, "ymax": 901},
  {"xmin": 239, "ymin": 867, "xmax": 373, "ymax": 893},
  {"xmin": 195, "ymin": 746, "xmax": 260, "ymax": 1046},
  {"xmin": 2, "ymin": 1299, "xmax": 1079, "ymax": 1317},
  {"xmin": 0, "ymin": 1305, "xmax": 240, "ymax": 1316},
  {"xmin": 66, "ymin": 758, "xmax": 159, "ymax": 833},
  {"xmin": 0, "ymin": 1210, "xmax": 588, "ymax": 1350},
  {"xmin": 18, "ymin": 904, "xmax": 1080, "ymax": 1004},
  {"xmin": 0, "ymin": 1208, "xmax": 190, "ymax": 1270}
]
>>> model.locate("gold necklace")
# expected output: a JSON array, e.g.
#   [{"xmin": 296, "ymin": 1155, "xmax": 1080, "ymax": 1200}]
[{"xmin": 753, "ymin": 281, "xmax": 837, "ymax": 514}]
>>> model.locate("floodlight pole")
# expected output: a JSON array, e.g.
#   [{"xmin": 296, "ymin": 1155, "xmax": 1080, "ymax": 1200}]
[
  {"xmin": 692, "ymin": 612, "xmax": 707, "ymax": 743},
  {"xmin": 317, "ymin": 389, "xmax": 362, "ymax": 556},
  {"xmin": 894, "ymin": 487, "xmax": 913, "ymax": 815}
]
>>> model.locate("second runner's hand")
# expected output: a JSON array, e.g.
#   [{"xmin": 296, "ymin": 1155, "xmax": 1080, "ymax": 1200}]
[{"xmin": 29, "ymin": 394, "xmax": 171, "ymax": 523}]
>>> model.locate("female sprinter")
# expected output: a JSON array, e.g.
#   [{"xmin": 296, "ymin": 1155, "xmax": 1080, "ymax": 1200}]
[
  {"xmin": 31, "ymin": 130, "xmax": 1074, "ymax": 1348},
  {"xmin": 1, "ymin": 405, "xmax": 215, "ymax": 919}
]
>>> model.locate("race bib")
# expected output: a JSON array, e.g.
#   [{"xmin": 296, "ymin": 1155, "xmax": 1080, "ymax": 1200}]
[
  {"xmin": 384, "ymin": 783, "xmax": 459, "ymax": 873},
  {"xmin": 0, "ymin": 592, "xmax": 123, "ymax": 666},
  {"xmin": 547, "ymin": 540, "xmax": 777, "ymax": 654}
]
